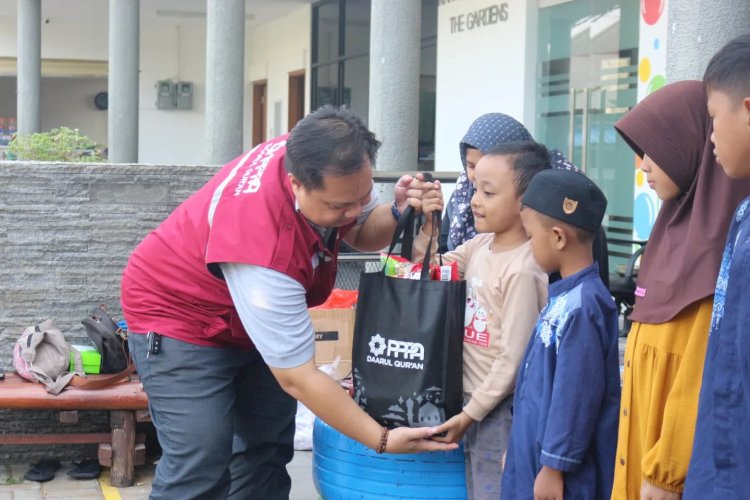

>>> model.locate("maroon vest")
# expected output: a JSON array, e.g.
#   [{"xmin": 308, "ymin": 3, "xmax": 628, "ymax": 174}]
[{"xmin": 121, "ymin": 135, "xmax": 351, "ymax": 348}]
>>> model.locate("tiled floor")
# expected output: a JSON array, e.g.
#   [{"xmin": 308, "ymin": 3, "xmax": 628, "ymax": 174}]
[{"xmin": 0, "ymin": 451, "xmax": 318, "ymax": 500}]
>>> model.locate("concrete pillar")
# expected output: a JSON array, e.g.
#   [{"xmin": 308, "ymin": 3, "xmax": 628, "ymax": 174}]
[
  {"xmin": 17, "ymin": 0, "xmax": 41, "ymax": 135},
  {"xmin": 205, "ymin": 0, "xmax": 245, "ymax": 165},
  {"xmin": 368, "ymin": 0, "xmax": 421, "ymax": 173},
  {"xmin": 108, "ymin": 0, "xmax": 140, "ymax": 163},
  {"xmin": 667, "ymin": 0, "xmax": 750, "ymax": 81}
]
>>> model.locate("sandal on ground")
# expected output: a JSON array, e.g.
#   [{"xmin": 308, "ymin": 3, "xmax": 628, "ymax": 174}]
[
  {"xmin": 23, "ymin": 458, "xmax": 61, "ymax": 482},
  {"xmin": 66, "ymin": 458, "xmax": 101, "ymax": 479}
]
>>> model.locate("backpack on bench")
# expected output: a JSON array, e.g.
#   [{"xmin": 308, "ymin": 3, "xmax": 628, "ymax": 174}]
[
  {"xmin": 13, "ymin": 320, "xmax": 84, "ymax": 395},
  {"xmin": 81, "ymin": 305, "xmax": 130, "ymax": 374},
  {"xmin": 13, "ymin": 307, "xmax": 136, "ymax": 395}
]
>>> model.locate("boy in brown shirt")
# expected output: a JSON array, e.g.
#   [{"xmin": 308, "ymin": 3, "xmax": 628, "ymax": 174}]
[{"xmin": 416, "ymin": 141, "xmax": 550, "ymax": 499}]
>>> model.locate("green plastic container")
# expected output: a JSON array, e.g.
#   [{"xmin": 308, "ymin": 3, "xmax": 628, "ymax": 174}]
[{"xmin": 70, "ymin": 345, "xmax": 102, "ymax": 374}]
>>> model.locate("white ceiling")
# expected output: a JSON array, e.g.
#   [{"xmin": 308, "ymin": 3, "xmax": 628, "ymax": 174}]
[{"xmin": 0, "ymin": 0, "xmax": 314, "ymax": 28}]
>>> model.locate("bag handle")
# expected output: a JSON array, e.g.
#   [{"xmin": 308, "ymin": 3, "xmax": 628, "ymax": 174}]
[
  {"xmin": 418, "ymin": 211, "xmax": 442, "ymax": 280},
  {"xmin": 384, "ymin": 205, "xmax": 416, "ymax": 261},
  {"xmin": 69, "ymin": 362, "xmax": 136, "ymax": 390},
  {"xmin": 420, "ymin": 172, "xmax": 444, "ymax": 270},
  {"xmin": 382, "ymin": 173, "xmax": 442, "ymax": 281}
]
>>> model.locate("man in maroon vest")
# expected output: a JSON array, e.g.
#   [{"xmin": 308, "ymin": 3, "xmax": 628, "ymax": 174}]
[{"xmin": 121, "ymin": 106, "xmax": 455, "ymax": 498}]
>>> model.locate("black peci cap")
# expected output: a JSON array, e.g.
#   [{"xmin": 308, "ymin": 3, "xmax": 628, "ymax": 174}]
[{"xmin": 522, "ymin": 169, "xmax": 607, "ymax": 233}]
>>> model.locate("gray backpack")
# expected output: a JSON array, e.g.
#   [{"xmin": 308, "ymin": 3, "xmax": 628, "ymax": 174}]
[{"xmin": 13, "ymin": 320, "xmax": 83, "ymax": 395}]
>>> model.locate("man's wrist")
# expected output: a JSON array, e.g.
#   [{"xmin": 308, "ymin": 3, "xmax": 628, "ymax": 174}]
[{"xmin": 391, "ymin": 200, "xmax": 402, "ymax": 221}]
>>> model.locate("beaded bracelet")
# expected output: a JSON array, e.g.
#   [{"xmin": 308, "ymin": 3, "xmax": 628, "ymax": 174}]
[{"xmin": 376, "ymin": 427, "xmax": 389, "ymax": 454}]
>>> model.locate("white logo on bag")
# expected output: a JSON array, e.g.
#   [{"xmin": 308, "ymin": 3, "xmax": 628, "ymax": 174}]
[
  {"xmin": 387, "ymin": 340, "xmax": 424, "ymax": 360},
  {"xmin": 366, "ymin": 334, "xmax": 425, "ymax": 370},
  {"xmin": 368, "ymin": 334, "xmax": 387, "ymax": 356}
]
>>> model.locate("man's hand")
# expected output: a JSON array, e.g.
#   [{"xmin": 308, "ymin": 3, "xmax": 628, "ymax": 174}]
[
  {"xmin": 640, "ymin": 480, "xmax": 681, "ymax": 500},
  {"xmin": 394, "ymin": 173, "xmax": 441, "ymax": 215},
  {"xmin": 386, "ymin": 426, "xmax": 460, "ymax": 453},
  {"xmin": 347, "ymin": 173, "xmax": 442, "ymax": 251},
  {"xmin": 430, "ymin": 411, "xmax": 474, "ymax": 443},
  {"xmin": 420, "ymin": 186, "xmax": 444, "ymax": 236},
  {"xmin": 534, "ymin": 466, "xmax": 563, "ymax": 500}
]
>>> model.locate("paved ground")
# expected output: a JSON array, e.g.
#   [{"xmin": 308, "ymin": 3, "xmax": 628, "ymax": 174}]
[
  {"xmin": 1, "ymin": 337, "xmax": 630, "ymax": 499},
  {"xmin": 0, "ymin": 451, "xmax": 317, "ymax": 500}
]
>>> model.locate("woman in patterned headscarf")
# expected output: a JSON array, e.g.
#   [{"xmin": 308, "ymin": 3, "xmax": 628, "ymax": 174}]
[
  {"xmin": 445, "ymin": 113, "xmax": 577, "ymax": 251},
  {"xmin": 441, "ymin": 113, "xmax": 608, "ymax": 287}
]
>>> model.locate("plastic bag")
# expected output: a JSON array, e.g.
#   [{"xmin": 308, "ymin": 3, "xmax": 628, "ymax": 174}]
[
  {"xmin": 294, "ymin": 357, "xmax": 342, "ymax": 450},
  {"xmin": 311, "ymin": 289, "xmax": 358, "ymax": 309},
  {"xmin": 380, "ymin": 253, "xmax": 460, "ymax": 281}
]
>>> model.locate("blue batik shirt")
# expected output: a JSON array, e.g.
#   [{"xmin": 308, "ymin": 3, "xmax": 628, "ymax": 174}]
[
  {"xmin": 685, "ymin": 198, "xmax": 750, "ymax": 500},
  {"xmin": 501, "ymin": 263, "xmax": 621, "ymax": 500}
]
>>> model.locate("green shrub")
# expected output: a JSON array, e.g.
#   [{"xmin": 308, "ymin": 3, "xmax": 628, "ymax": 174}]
[{"xmin": 7, "ymin": 127, "xmax": 104, "ymax": 162}]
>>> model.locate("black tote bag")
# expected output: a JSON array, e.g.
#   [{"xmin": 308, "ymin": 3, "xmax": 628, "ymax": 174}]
[{"xmin": 352, "ymin": 207, "xmax": 466, "ymax": 429}]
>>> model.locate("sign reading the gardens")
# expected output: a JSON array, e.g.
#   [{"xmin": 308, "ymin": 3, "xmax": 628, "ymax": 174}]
[{"xmin": 448, "ymin": 3, "xmax": 509, "ymax": 34}]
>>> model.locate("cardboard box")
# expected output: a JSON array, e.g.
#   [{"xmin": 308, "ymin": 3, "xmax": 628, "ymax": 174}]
[{"xmin": 310, "ymin": 308, "xmax": 355, "ymax": 380}]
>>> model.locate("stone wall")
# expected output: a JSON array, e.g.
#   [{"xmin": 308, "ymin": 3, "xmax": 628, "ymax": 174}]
[
  {"xmin": 0, "ymin": 161, "xmax": 219, "ymax": 462},
  {"xmin": 0, "ymin": 161, "xmax": 453, "ymax": 462}
]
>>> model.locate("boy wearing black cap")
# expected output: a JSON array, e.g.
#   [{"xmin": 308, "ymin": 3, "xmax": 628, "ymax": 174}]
[{"xmin": 501, "ymin": 169, "xmax": 621, "ymax": 500}]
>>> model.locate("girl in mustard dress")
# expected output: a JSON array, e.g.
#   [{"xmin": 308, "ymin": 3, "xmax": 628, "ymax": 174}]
[{"xmin": 611, "ymin": 81, "xmax": 750, "ymax": 498}]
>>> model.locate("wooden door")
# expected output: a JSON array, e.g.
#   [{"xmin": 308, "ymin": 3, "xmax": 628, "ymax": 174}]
[
  {"xmin": 288, "ymin": 70, "xmax": 305, "ymax": 130},
  {"xmin": 252, "ymin": 80, "xmax": 267, "ymax": 146}
]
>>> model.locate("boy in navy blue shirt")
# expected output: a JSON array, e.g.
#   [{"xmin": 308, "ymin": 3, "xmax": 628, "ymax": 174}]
[
  {"xmin": 501, "ymin": 169, "xmax": 621, "ymax": 500},
  {"xmin": 684, "ymin": 33, "xmax": 750, "ymax": 499}
]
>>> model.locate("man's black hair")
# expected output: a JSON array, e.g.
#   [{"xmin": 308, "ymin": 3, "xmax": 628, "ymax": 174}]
[
  {"xmin": 285, "ymin": 105, "xmax": 381, "ymax": 189},
  {"xmin": 703, "ymin": 32, "xmax": 750, "ymax": 102},
  {"xmin": 484, "ymin": 140, "xmax": 552, "ymax": 196}
]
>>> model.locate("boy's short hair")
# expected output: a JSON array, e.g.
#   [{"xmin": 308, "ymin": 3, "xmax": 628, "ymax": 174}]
[
  {"xmin": 537, "ymin": 212, "xmax": 596, "ymax": 244},
  {"xmin": 522, "ymin": 169, "xmax": 607, "ymax": 238},
  {"xmin": 703, "ymin": 32, "xmax": 750, "ymax": 102},
  {"xmin": 484, "ymin": 141, "xmax": 552, "ymax": 196}
]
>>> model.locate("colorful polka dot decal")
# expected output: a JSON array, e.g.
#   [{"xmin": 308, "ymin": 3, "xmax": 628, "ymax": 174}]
[
  {"xmin": 633, "ymin": 0, "xmax": 668, "ymax": 238},
  {"xmin": 642, "ymin": 0, "xmax": 665, "ymax": 26},
  {"xmin": 647, "ymin": 74, "xmax": 667, "ymax": 95},
  {"xmin": 634, "ymin": 193, "xmax": 657, "ymax": 239},
  {"xmin": 639, "ymin": 58, "xmax": 651, "ymax": 82}
]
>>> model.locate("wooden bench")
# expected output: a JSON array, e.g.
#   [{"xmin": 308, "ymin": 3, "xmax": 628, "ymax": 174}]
[{"xmin": 0, "ymin": 372, "xmax": 150, "ymax": 487}]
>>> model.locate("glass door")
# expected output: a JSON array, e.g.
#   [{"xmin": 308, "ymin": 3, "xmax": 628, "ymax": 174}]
[{"xmin": 536, "ymin": 0, "xmax": 639, "ymax": 270}]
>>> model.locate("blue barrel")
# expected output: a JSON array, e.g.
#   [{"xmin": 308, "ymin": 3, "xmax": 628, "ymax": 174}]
[{"xmin": 313, "ymin": 419, "xmax": 467, "ymax": 499}]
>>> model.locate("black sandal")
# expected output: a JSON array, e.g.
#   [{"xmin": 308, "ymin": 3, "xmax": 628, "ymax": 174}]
[
  {"xmin": 66, "ymin": 458, "xmax": 101, "ymax": 479},
  {"xmin": 23, "ymin": 458, "xmax": 61, "ymax": 482}
]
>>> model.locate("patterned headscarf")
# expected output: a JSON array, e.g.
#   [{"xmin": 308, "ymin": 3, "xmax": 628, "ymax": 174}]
[{"xmin": 446, "ymin": 113, "xmax": 577, "ymax": 250}]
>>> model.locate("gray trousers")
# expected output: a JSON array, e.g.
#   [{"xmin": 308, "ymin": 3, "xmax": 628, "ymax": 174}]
[
  {"xmin": 129, "ymin": 333, "xmax": 296, "ymax": 500},
  {"xmin": 463, "ymin": 396, "xmax": 513, "ymax": 500}
]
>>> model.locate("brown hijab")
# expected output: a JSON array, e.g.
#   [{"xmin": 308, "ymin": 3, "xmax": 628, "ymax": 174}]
[{"xmin": 615, "ymin": 80, "xmax": 750, "ymax": 324}]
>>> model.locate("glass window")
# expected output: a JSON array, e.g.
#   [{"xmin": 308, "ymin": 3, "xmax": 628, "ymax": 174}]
[
  {"xmin": 314, "ymin": 63, "xmax": 339, "ymax": 108},
  {"xmin": 314, "ymin": 1, "xmax": 340, "ymax": 64},
  {"xmin": 536, "ymin": 0, "xmax": 640, "ymax": 271},
  {"xmin": 344, "ymin": 0, "xmax": 370, "ymax": 57},
  {"xmin": 310, "ymin": 0, "xmax": 438, "ymax": 169},
  {"xmin": 418, "ymin": 0, "xmax": 438, "ymax": 170}
]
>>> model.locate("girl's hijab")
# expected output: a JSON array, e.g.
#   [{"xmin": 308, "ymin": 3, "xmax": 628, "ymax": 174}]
[
  {"xmin": 446, "ymin": 113, "xmax": 575, "ymax": 250},
  {"xmin": 615, "ymin": 80, "xmax": 750, "ymax": 323}
]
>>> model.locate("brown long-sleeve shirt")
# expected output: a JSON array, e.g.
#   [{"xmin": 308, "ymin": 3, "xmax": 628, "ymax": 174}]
[{"xmin": 414, "ymin": 231, "xmax": 548, "ymax": 421}]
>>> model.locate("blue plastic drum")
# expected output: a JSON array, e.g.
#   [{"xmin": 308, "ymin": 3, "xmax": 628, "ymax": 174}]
[{"xmin": 312, "ymin": 418, "xmax": 467, "ymax": 499}]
